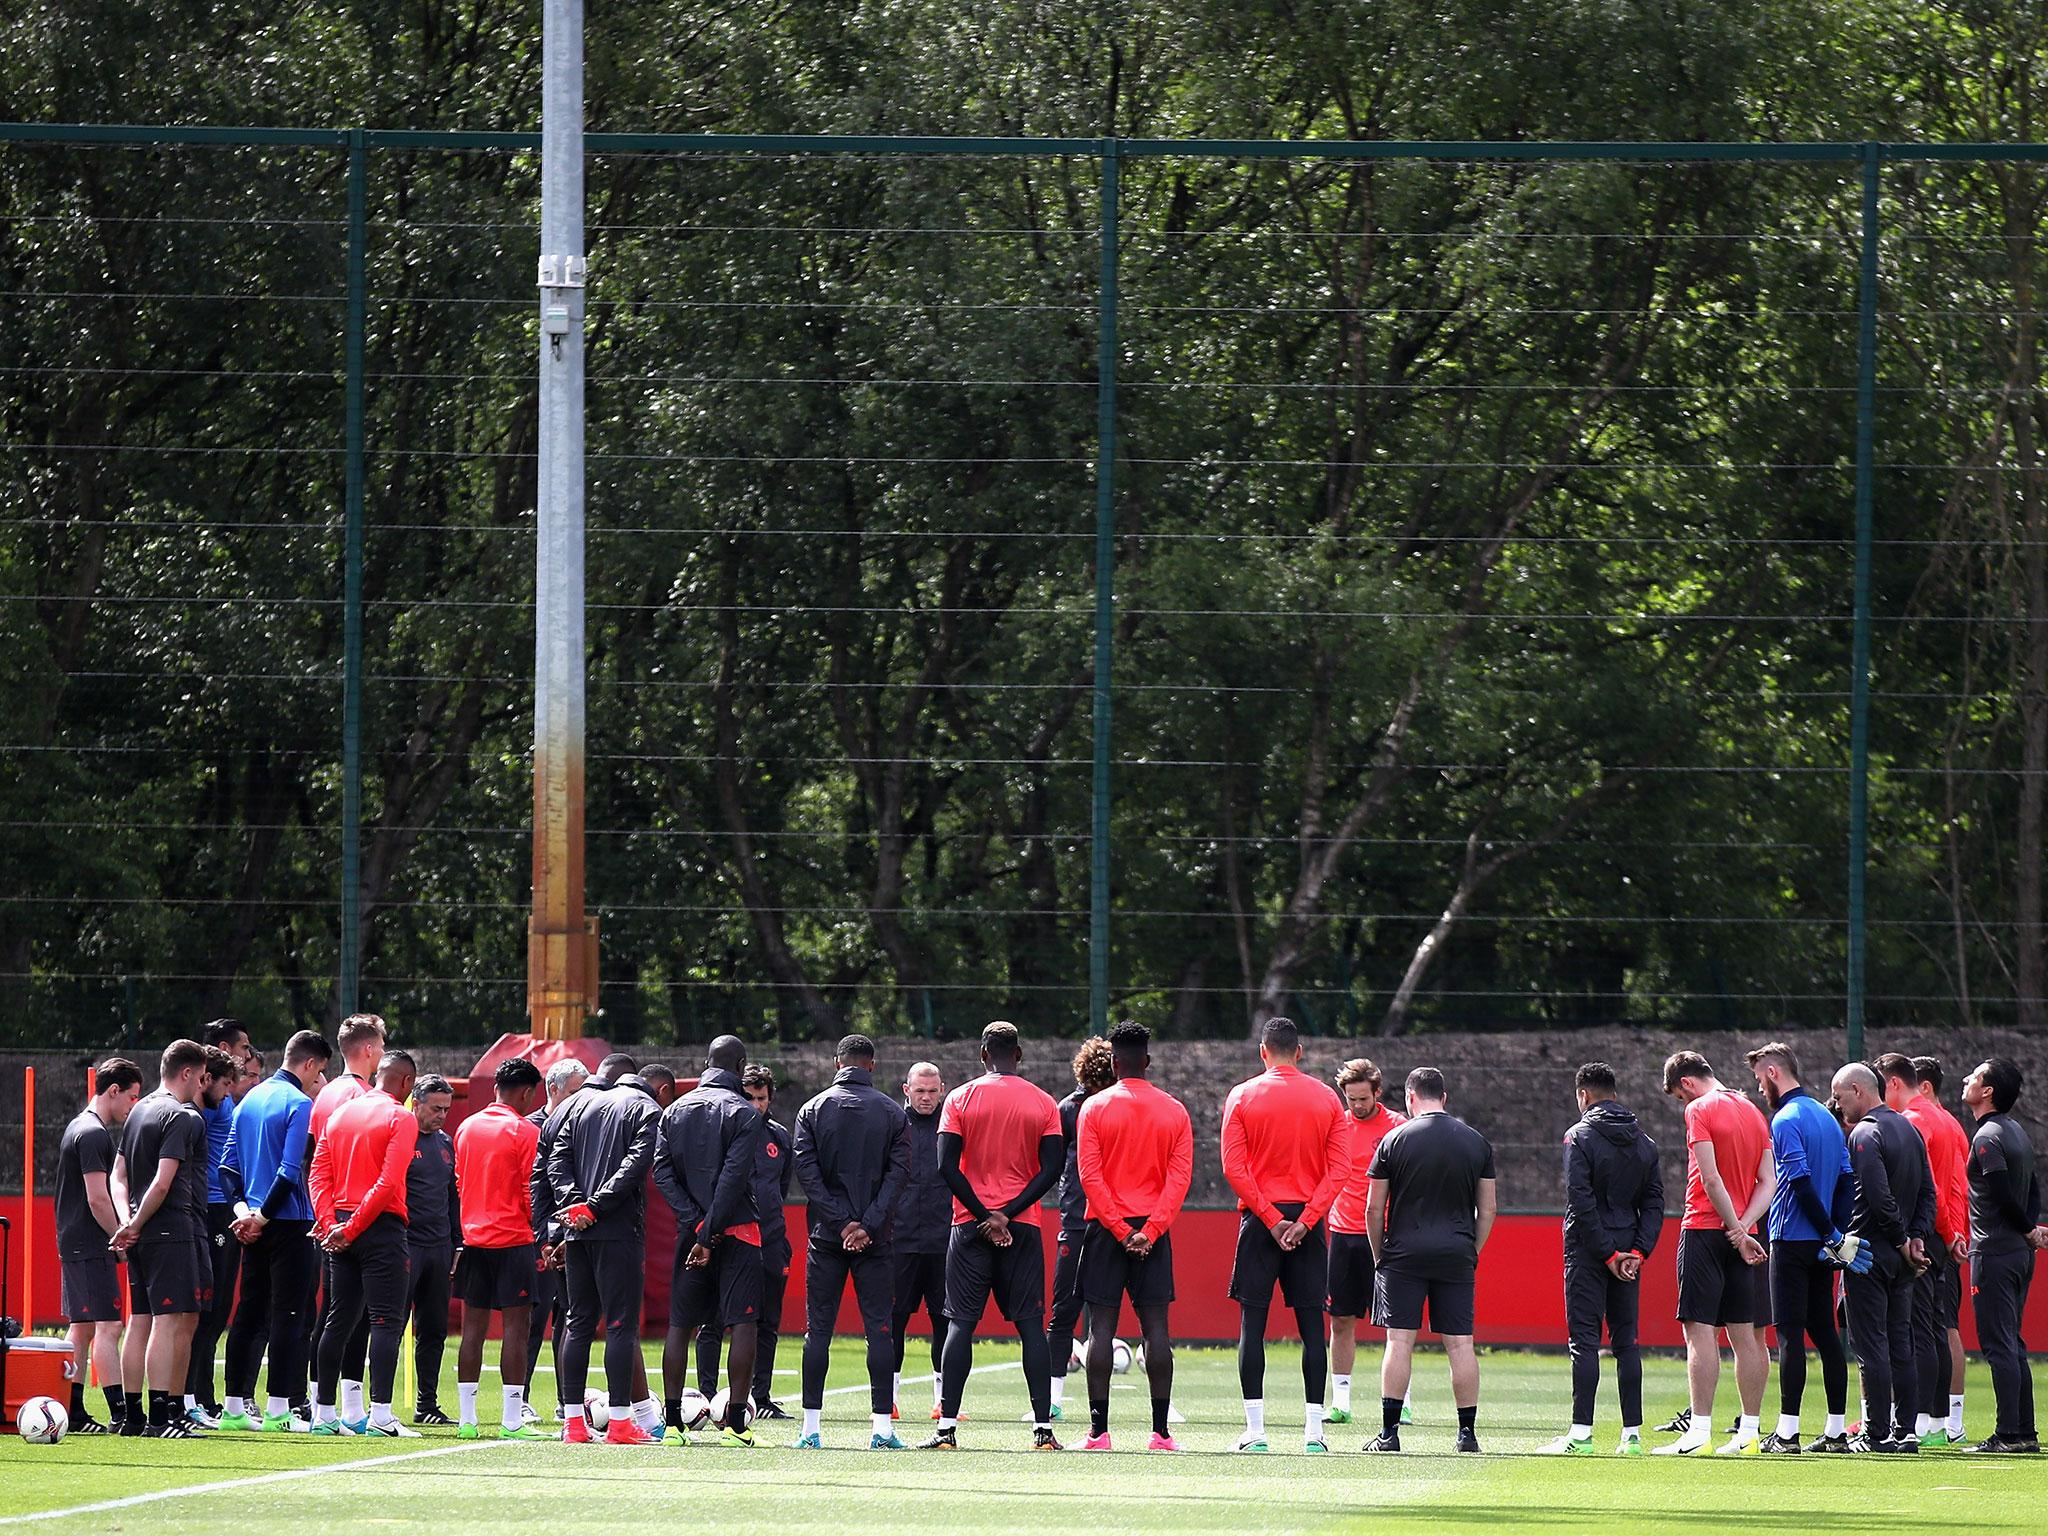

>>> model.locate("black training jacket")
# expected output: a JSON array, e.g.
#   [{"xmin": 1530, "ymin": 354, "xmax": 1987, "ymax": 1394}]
[
  {"xmin": 547, "ymin": 1077, "xmax": 660, "ymax": 1245},
  {"xmin": 892, "ymin": 1104, "xmax": 949, "ymax": 1255},
  {"xmin": 793, "ymin": 1066, "xmax": 912, "ymax": 1243},
  {"xmin": 653, "ymin": 1067, "xmax": 764, "ymax": 1249},
  {"xmin": 756, "ymin": 1118, "xmax": 794, "ymax": 1253},
  {"xmin": 1055, "ymin": 1087, "xmax": 1088, "ymax": 1237},
  {"xmin": 1562, "ymin": 1100, "xmax": 1664, "ymax": 1262},
  {"xmin": 1848, "ymin": 1104, "xmax": 1938, "ymax": 1265}
]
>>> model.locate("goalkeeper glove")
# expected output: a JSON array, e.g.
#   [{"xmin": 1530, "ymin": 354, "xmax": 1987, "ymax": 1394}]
[{"xmin": 1819, "ymin": 1230, "xmax": 1873, "ymax": 1274}]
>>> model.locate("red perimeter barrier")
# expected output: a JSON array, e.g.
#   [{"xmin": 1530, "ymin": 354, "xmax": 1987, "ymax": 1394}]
[{"xmin": 9, "ymin": 1196, "xmax": 2046, "ymax": 1348}]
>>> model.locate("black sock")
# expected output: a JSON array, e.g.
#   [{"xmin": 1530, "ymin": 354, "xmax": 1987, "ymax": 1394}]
[
  {"xmin": 1458, "ymin": 1405, "xmax": 1477, "ymax": 1432},
  {"xmin": 104, "ymin": 1385, "xmax": 126, "ymax": 1421},
  {"xmin": 1383, "ymin": 1397, "xmax": 1404, "ymax": 1434},
  {"xmin": 1152, "ymin": 1397, "xmax": 1171, "ymax": 1437},
  {"xmin": 69, "ymin": 1381, "xmax": 86, "ymax": 1420},
  {"xmin": 1090, "ymin": 1399, "xmax": 1110, "ymax": 1437},
  {"xmin": 149, "ymin": 1392, "xmax": 173, "ymax": 1426},
  {"xmin": 663, "ymin": 1397, "xmax": 681, "ymax": 1429}
]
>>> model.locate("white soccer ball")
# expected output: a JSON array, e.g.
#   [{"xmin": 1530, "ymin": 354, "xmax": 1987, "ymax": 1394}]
[
  {"xmin": 582, "ymin": 1390, "xmax": 611, "ymax": 1431},
  {"xmin": 708, "ymin": 1386, "xmax": 753, "ymax": 1431},
  {"xmin": 676, "ymin": 1388, "xmax": 712, "ymax": 1430},
  {"xmin": 18, "ymin": 1396, "xmax": 68, "ymax": 1444},
  {"xmin": 1111, "ymin": 1338, "xmax": 1133, "ymax": 1375}
]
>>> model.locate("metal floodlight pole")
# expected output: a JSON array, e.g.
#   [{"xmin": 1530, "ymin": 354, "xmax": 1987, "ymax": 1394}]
[
  {"xmin": 1846, "ymin": 142, "xmax": 1881, "ymax": 1062},
  {"xmin": 528, "ymin": 0, "xmax": 596, "ymax": 1040},
  {"xmin": 1089, "ymin": 142, "xmax": 1119, "ymax": 1036}
]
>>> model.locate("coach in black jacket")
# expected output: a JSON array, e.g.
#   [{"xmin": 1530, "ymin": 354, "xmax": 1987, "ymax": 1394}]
[
  {"xmin": 793, "ymin": 1035, "xmax": 913, "ymax": 1442},
  {"xmin": 1553, "ymin": 1061, "xmax": 1663, "ymax": 1450},
  {"xmin": 890, "ymin": 1062, "xmax": 950, "ymax": 1407},
  {"xmin": 1833, "ymin": 1062, "xmax": 1938, "ymax": 1450},
  {"xmin": 547, "ymin": 1057, "xmax": 659, "ymax": 1424},
  {"xmin": 653, "ymin": 1035, "xmax": 765, "ymax": 1437}
]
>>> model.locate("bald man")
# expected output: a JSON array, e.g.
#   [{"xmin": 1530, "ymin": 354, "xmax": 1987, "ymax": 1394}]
[{"xmin": 1832, "ymin": 1062, "xmax": 1935, "ymax": 1452}]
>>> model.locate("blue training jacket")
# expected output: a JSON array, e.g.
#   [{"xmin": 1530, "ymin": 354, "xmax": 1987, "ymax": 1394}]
[
  {"xmin": 220, "ymin": 1069, "xmax": 314, "ymax": 1222},
  {"xmin": 1767, "ymin": 1086, "xmax": 1851, "ymax": 1242}
]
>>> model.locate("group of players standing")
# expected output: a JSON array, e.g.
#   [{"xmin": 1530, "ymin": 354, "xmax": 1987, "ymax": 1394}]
[{"xmin": 47, "ymin": 1011, "xmax": 2043, "ymax": 1456}]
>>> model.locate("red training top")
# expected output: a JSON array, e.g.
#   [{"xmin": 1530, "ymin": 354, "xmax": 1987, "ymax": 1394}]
[
  {"xmin": 1219, "ymin": 1064, "xmax": 1352, "ymax": 1231},
  {"xmin": 1901, "ymin": 1093, "xmax": 1970, "ymax": 1250},
  {"xmin": 939, "ymin": 1071, "xmax": 1062, "ymax": 1228},
  {"xmin": 313, "ymin": 1088, "xmax": 419, "ymax": 1240},
  {"xmin": 1328, "ymin": 1104, "xmax": 1408, "ymax": 1235},
  {"xmin": 1681, "ymin": 1087, "xmax": 1770, "ymax": 1230},
  {"xmin": 1076, "ymin": 1077, "xmax": 1195, "ymax": 1242},
  {"xmin": 454, "ymin": 1101, "xmax": 540, "ymax": 1249},
  {"xmin": 307, "ymin": 1073, "xmax": 367, "ymax": 1218}
]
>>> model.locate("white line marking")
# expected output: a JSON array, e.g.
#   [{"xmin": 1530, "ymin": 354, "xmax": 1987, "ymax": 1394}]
[
  {"xmin": 821, "ymin": 1360, "xmax": 1021, "ymax": 1399},
  {"xmin": 0, "ymin": 1439, "xmax": 505, "ymax": 1527}
]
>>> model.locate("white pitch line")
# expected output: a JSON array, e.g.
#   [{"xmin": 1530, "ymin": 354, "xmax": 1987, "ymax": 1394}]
[
  {"xmin": 821, "ymin": 1360, "xmax": 1021, "ymax": 1399},
  {"xmin": 0, "ymin": 1439, "xmax": 505, "ymax": 1528}
]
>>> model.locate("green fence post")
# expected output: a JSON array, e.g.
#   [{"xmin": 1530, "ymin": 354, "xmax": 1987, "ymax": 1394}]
[
  {"xmin": 1846, "ymin": 141, "xmax": 1881, "ymax": 1060},
  {"xmin": 1089, "ymin": 141, "xmax": 1120, "ymax": 1036},
  {"xmin": 340, "ymin": 128, "xmax": 367, "ymax": 1017}
]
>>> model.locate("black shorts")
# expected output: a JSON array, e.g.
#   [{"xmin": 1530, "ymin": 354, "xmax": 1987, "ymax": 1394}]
[
  {"xmin": 1373, "ymin": 1267, "xmax": 1475, "ymax": 1335},
  {"xmin": 1228, "ymin": 1205, "xmax": 1328, "ymax": 1312},
  {"xmin": 129, "ymin": 1235, "xmax": 209, "ymax": 1316},
  {"xmin": 945, "ymin": 1221, "xmax": 1046, "ymax": 1324},
  {"xmin": 1676, "ymin": 1227, "xmax": 1756, "ymax": 1327},
  {"xmin": 456, "ymin": 1243, "xmax": 540, "ymax": 1310},
  {"xmin": 1327, "ymin": 1232, "xmax": 1376, "ymax": 1318},
  {"xmin": 62, "ymin": 1255, "xmax": 122, "ymax": 1323},
  {"xmin": 1079, "ymin": 1220, "xmax": 1174, "ymax": 1307},
  {"xmin": 1937, "ymin": 1255, "xmax": 1962, "ymax": 1330},
  {"xmin": 670, "ymin": 1238, "xmax": 764, "ymax": 1330}
]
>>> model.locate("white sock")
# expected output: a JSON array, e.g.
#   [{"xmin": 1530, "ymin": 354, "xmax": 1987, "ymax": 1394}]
[
  {"xmin": 893, "ymin": 1372, "xmax": 902, "ymax": 1405},
  {"xmin": 1676, "ymin": 1421, "xmax": 1708, "ymax": 1450},
  {"xmin": 1738, "ymin": 1414, "xmax": 1759, "ymax": 1436},
  {"xmin": 457, "ymin": 1382, "xmax": 479, "ymax": 1427},
  {"xmin": 1332, "ymin": 1374, "xmax": 1351, "ymax": 1412},
  {"xmin": 315, "ymin": 1400, "xmax": 338, "ymax": 1425},
  {"xmin": 869, "ymin": 1410, "xmax": 892, "ymax": 1436},
  {"xmin": 565, "ymin": 1402, "xmax": 585, "ymax": 1422},
  {"xmin": 1949, "ymin": 1394, "xmax": 1965, "ymax": 1433},
  {"xmin": 183, "ymin": 1394, "xmax": 196, "ymax": 1411},
  {"xmin": 1570, "ymin": 1422, "xmax": 1593, "ymax": 1440},
  {"xmin": 369, "ymin": 1401, "xmax": 396, "ymax": 1428},
  {"xmin": 341, "ymin": 1382, "xmax": 364, "ymax": 1421},
  {"xmin": 1050, "ymin": 1376, "xmax": 1065, "ymax": 1407},
  {"xmin": 1777, "ymin": 1413, "xmax": 1801, "ymax": 1440},
  {"xmin": 938, "ymin": 1415, "xmax": 957, "ymax": 1431},
  {"xmin": 632, "ymin": 1398, "xmax": 661, "ymax": 1430},
  {"xmin": 1824, "ymin": 1412, "xmax": 1845, "ymax": 1438},
  {"xmin": 1403, "ymin": 1389, "xmax": 1412, "ymax": 1408},
  {"xmin": 932, "ymin": 1378, "xmax": 943, "ymax": 1407},
  {"xmin": 265, "ymin": 1396, "xmax": 289, "ymax": 1419},
  {"xmin": 804, "ymin": 1407, "xmax": 822, "ymax": 1436},
  {"xmin": 1244, "ymin": 1399, "xmax": 1265, "ymax": 1435},
  {"xmin": 1305, "ymin": 1404, "xmax": 1324, "ymax": 1442},
  {"xmin": 502, "ymin": 1385, "xmax": 525, "ymax": 1429},
  {"xmin": 1915, "ymin": 1412, "xmax": 1931, "ymax": 1436},
  {"xmin": 1620, "ymin": 1425, "xmax": 1640, "ymax": 1440},
  {"xmin": 224, "ymin": 1395, "xmax": 247, "ymax": 1417}
]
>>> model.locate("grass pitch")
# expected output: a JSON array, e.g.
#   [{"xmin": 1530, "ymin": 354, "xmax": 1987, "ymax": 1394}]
[{"xmin": 3, "ymin": 1341, "xmax": 2045, "ymax": 1532}]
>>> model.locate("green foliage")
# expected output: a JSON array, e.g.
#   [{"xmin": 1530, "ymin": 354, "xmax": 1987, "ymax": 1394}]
[{"xmin": 2, "ymin": 1, "xmax": 2044, "ymax": 1046}]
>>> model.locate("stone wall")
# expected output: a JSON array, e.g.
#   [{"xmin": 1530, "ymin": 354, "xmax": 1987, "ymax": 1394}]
[{"xmin": 12, "ymin": 1027, "xmax": 2035, "ymax": 1209}]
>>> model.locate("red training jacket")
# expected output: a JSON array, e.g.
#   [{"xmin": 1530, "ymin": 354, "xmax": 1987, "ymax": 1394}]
[
  {"xmin": 1220, "ymin": 1063, "xmax": 1351, "ymax": 1231},
  {"xmin": 313, "ymin": 1088, "xmax": 419, "ymax": 1240},
  {"xmin": 1076, "ymin": 1077, "xmax": 1195, "ymax": 1243}
]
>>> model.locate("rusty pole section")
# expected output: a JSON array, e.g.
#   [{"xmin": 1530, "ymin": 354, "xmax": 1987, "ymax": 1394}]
[{"xmin": 528, "ymin": 0, "xmax": 597, "ymax": 1040}]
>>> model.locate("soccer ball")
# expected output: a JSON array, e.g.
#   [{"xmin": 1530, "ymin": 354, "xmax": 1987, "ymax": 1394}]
[
  {"xmin": 708, "ymin": 1387, "xmax": 753, "ymax": 1431},
  {"xmin": 1111, "ymin": 1339, "xmax": 1133, "ymax": 1375},
  {"xmin": 676, "ymin": 1388, "xmax": 713, "ymax": 1431},
  {"xmin": 18, "ymin": 1396, "xmax": 68, "ymax": 1444},
  {"xmin": 582, "ymin": 1391, "xmax": 611, "ymax": 1431},
  {"xmin": 1069, "ymin": 1340, "xmax": 1084, "ymax": 1373}
]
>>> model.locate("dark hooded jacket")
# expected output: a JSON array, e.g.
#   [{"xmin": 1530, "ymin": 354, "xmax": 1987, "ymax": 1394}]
[{"xmin": 1562, "ymin": 1100, "xmax": 1663, "ymax": 1262}]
